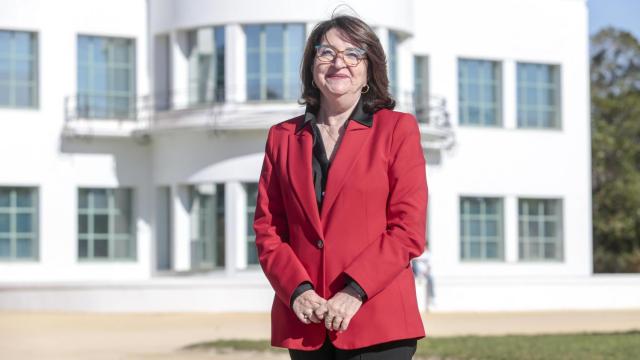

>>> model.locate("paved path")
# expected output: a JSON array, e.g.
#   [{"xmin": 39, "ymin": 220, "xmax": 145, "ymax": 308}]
[{"xmin": 1, "ymin": 310, "xmax": 639, "ymax": 359}]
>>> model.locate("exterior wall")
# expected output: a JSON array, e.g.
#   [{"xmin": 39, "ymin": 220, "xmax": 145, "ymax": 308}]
[
  {"xmin": 1, "ymin": 0, "xmax": 634, "ymax": 312},
  {"xmin": 0, "ymin": 0, "xmax": 152, "ymax": 282},
  {"xmin": 412, "ymin": 0, "xmax": 593, "ymax": 279}
]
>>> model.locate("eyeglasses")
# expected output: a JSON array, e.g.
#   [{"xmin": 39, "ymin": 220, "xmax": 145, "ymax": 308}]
[{"xmin": 314, "ymin": 45, "xmax": 366, "ymax": 67}]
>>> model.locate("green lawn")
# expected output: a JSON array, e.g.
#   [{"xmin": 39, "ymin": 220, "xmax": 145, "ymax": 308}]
[{"xmin": 183, "ymin": 331, "xmax": 640, "ymax": 359}]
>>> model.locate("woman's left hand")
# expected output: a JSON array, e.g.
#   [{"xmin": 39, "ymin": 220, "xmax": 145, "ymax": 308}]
[{"xmin": 319, "ymin": 286, "xmax": 363, "ymax": 332}]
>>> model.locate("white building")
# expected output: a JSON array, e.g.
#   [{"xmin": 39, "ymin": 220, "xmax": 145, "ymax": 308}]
[{"xmin": 1, "ymin": 0, "xmax": 639, "ymax": 313}]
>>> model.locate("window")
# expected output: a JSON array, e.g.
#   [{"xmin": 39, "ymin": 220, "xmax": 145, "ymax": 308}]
[
  {"xmin": 190, "ymin": 184, "xmax": 225, "ymax": 270},
  {"xmin": 78, "ymin": 188, "xmax": 135, "ymax": 260},
  {"xmin": 245, "ymin": 24, "xmax": 304, "ymax": 101},
  {"xmin": 458, "ymin": 59, "xmax": 502, "ymax": 126},
  {"xmin": 245, "ymin": 183, "xmax": 259, "ymax": 266},
  {"xmin": 188, "ymin": 26, "xmax": 225, "ymax": 105},
  {"xmin": 460, "ymin": 197, "xmax": 503, "ymax": 261},
  {"xmin": 518, "ymin": 199, "xmax": 563, "ymax": 261},
  {"xmin": 517, "ymin": 63, "xmax": 561, "ymax": 128},
  {"xmin": 388, "ymin": 31, "xmax": 399, "ymax": 97},
  {"xmin": 413, "ymin": 55, "xmax": 429, "ymax": 123},
  {"xmin": 0, "ymin": 30, "xmax": 38, "ymax": 108},
  {"xmin": 0, "ymin": 187, "xmax": 38, "ymax": 260},
  {"xmin": 77, "ymin": 35, "xmax": 135, "ymax": 119}
]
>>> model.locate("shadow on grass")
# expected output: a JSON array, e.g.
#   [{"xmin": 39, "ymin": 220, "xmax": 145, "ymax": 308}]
[{"xmin": 182, "ymin": 330, "xmax": 640, "ymax": 360}]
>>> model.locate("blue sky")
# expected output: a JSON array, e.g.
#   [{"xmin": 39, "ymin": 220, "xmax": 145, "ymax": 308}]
[{"xmin": 588, "ymin": 0, "xmax": 640, "ymax": 38}]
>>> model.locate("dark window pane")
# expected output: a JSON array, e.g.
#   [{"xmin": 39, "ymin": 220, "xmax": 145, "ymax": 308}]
[
  {"xmin": 115, "ymin": 214, "xmax": 130, "ymax": 234},
  {"xmin": 78, "ymin": 190, "xmax": 88, "ymax": 209},
  {"xmin": 15, "ymin": 85, "xmax": 33, "ymax": 107},
  {"xmin": 0, "ymin": 237, "xmax": 9, "ymax": 257},
  {"xmin": 16, "ymin": 213, "xmax": 32, "ymax": 233},
  {"xmin": 0, "ymin": 214, "xmax": 9, "ymax": 232},
  {"xmin": 266, "ymin": 52, "xmax": 283, "ymax": 74},
  {"xmin": 16, "ymin": 188, "xmax": 33, "ymax": 207},
  {"xmin": 78, "ymin": 239, "xmax": 88, "ymax": 258},
  {"xmin": 0, "ymin": 59, "xmax": 10, "ymax": 81},
  {"xmin": 78, "ymin": 214, "xmax": 88, "ymax": 234},
  {"xmin": 93, "ymin": 189, "xmax": 108, "ymax": 208},
  {"xmin": 245, "ymin": 26, "xmax": 260, "ymax": 49},
  {"xmin": 112, "ymin": 39, "xmax": 131, "ymax": 63},
  {"xmin": 94, "ymin": 214, "xmax": 109, "ymax": 234},
  {"xmin": 16, "ymin": 237, "xmax": 32, "ymax": 258},
  {"xmin": 94, "ymin": 239, "xmax": 108, "ymax": 257},
  {"xmin": 266, "ymin": 78, "xmax": 283, "ymax": 99},
  {"xmin": 14, "ymin": 32, "xmax": 33, "ymax": 57},
  {"xmin": 0, "ymin": 190, "xmax": 8, "ymax": 208},
  {"xmin": 92, "ymin": 38, "xmax": 108, "ymax": 64},
  {"xmin": 486, "ymin": 241, "xmax": 498, "ymax": 258},
  {"xmin": 265, "ymin": 25, "xmax": 283, "ymax": 48},
  {"xmin": 0, "ymin": 83, "xmax": 9, "ymax": 105},
  {"xmin": 114, "ymin": 239, "xmax": 129, "ymax": 258},
  {"xmin": 469, "ymin": 242, "xmax": 481, "ymax": 258},
  {"xmin": 0, "ymin": 31, "xmax": 10, "ymax": 54}
]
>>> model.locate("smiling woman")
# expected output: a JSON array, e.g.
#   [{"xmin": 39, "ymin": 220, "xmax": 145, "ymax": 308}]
[{"xmin": 253, "ymin": 14, "xmax": 428, "ymax": 360}]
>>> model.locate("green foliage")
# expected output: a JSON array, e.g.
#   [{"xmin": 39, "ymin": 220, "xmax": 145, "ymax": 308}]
[{"xmin": 591, "ymin": 27, "xmax": 640, "ymax": 272}]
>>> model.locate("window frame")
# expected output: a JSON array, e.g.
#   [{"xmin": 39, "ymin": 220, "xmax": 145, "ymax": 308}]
[
  {"xmin": 244, "ymin": 23, "xmax": 305, "ymax": 102},
  {"xmin": 77, "ymin": 187, "xmax": 136, "ymax": 261},
  {"xmin": 459, "ymin": 196, "xmax": 505, "ymax": 262},
  {"xmin": 0, "ymin": 29, "xmax": 39, "ymax": 109},
  {"xmin": 516, "ymin": 62, "xmax": 562, "ymax": 129},
  {"xmin": 457, "ymin": 58, "xmax": 503, "ymax": 127},
  {"xmin": 0, "ymin": 186, "xmax": 39, "ymax": 261},
  {"xmin": 76, "ymin": 34, "xmax": 137, "ymax": 119},
  {"xmin": 518, "ymin": 198, "xmax": 564, "ymax": 262}
]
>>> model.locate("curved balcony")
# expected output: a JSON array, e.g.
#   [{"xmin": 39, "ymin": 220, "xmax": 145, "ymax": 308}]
[{"xmin": 63, "ymin": 90, "xmax": 455, "ymax": 152}]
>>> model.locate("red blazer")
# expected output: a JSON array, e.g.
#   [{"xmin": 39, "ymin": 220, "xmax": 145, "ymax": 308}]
[{"xmin": 254, "ymin": 108, "xmax": 428, "ymax": 350}]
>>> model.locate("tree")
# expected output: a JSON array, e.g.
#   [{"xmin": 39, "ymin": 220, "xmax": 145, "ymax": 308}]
[{"xmin": 591, "ymin": 27, "xmax": 640, "ymax": 272}]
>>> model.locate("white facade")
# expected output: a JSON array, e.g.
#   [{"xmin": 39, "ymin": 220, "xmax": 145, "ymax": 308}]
[{"xmin": 1, "ymin": 0, "xmax": 639, "ymax": 312}]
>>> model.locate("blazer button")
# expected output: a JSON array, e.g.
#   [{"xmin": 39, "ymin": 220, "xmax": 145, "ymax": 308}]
[{"xmin": 316, "ymin": 239, "xmax": 324, "ymax": 249}]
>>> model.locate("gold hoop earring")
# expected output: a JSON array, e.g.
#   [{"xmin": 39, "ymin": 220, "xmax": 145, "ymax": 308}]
[
  {"xmin": 361, "ymin": 84, "xmax": 370, "ymax": 94},
  {"xmin": 312, "ymin": 80, "xmax": 317, "ymax": 88}
]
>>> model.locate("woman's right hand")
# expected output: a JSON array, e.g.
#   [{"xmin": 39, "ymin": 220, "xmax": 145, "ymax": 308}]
[{"xmin": 292, "ymin": 289, "xmax": 327, "ymax": 324}]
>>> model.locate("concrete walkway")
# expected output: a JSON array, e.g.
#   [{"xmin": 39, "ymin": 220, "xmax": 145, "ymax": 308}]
[{"xmin": 1, "ymin": 310, "xmax": 639, "ymax": 359}]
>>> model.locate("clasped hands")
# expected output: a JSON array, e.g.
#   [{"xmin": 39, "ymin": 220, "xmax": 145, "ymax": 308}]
[{"xmin": 292, "ymin": 288, "xmax": 363, "ymax": 332}]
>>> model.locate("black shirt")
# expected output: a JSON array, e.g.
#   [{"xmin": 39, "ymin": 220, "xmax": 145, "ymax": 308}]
[{"xmin": 290, "ymin": 99, "xmax": 373, "ymax": 307}]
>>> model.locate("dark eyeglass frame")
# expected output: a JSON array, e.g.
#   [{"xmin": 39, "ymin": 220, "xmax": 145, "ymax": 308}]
[{"xmin": 314, "ymin": 45, "xmax": 367, "ymax": 67}]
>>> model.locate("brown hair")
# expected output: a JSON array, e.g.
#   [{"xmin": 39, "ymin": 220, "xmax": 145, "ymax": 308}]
[{"xmin": 299, "ymin": 15, "xmax": 395, "ymax": 113}]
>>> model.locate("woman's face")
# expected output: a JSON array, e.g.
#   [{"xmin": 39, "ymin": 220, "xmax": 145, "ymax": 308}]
[{"xmin": 313, "ymin": 28, "xmax": 368, "ymax": 100}]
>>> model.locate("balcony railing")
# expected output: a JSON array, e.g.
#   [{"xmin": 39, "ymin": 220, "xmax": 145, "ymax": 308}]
[{"xmin": 64, "ymin": 89, "xmax": 455, "ymax": 150}]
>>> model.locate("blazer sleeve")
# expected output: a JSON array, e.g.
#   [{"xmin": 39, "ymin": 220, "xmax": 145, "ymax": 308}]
[
  {"xmin": 343, "ymin": 113, "xmax": 428, "ymax": 300},
  {"xmin": 253, "ymin": 126, "xmax": 313, "ymax": 309}
]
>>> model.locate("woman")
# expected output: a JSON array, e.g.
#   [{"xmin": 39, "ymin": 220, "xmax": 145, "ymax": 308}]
[{"xmin": 254, "ymin": 14, "xmax": 428, "ymax": 359}]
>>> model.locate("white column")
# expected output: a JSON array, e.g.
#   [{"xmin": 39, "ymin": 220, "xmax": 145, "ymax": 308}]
[
  {"xmin": 375, "ymin": 27, "xmax": 390, "ymax": 59},
  {"xmin": 225, "ymin": 24, "xmax": 246, "ymax": 103},
  {"xmin": 170, "ymin": 30, "xmax": 190, "ymax": 108},
  {"xmin": 171, "ymin": 184, "xmax": 191, "ymax": 271},
  {"xmin": 503, "ymin": 60, "xmax": 517, "ymax": 129},
  {"xmin": 504, "ymin": 195, "xmax": 518, "ymax": 263},
  {"xmin": 225, "ymin": 181, "xmax": 247, "ymax": 274}
]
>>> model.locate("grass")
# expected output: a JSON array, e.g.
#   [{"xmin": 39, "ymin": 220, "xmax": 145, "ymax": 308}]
[{"xmin": 182, "ymin": 330, "xmax": 640, "ymax": 359}]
